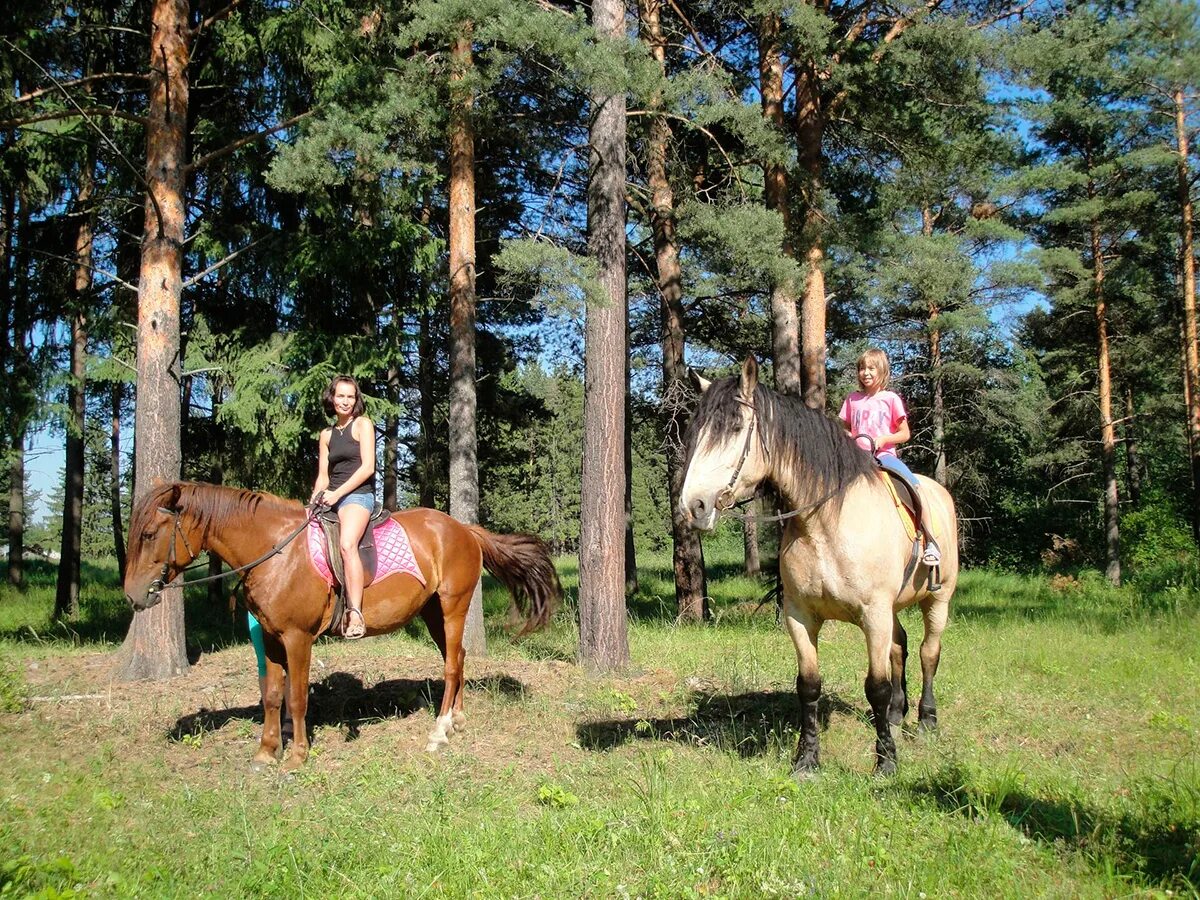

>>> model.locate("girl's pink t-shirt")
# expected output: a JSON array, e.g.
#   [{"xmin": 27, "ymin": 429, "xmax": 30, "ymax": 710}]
[{"xmin": 839, "ymin": 389, "xmax": 907, "ymax": 456}]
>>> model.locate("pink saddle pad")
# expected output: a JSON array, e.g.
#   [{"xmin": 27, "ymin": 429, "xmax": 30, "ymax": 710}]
[{"xmin": 306, "ymin": 517, "xmax": 426, "ymax": 588}]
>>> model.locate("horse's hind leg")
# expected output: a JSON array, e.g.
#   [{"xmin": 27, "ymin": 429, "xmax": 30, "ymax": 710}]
[
  {"xmin": 917, "ymin": 597, "xmax": 949, "ymax": 732},
  {"xmin": 888, "ymin": 613, "xmax": 909, "ymax": 728},
  {"xmin": 422, "ymin": 596, "xmax": 467, "ymax": 752},
  {"xmin": 783, "ymin": 604, "xmax": 823, "ymax": 777},
  {"xmin": 863, "ymin": 609, "xmax": 899, "ymax": 775}
]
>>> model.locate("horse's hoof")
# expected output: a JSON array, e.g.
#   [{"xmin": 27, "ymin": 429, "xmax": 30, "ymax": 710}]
[
  {"xmin": 250, "ymin": 756, "xmax": 274, "ymax": 773},
  {"xmin": 452, "ymin": 711, "xmax": 467, "ymax": 730},
  {"xmin": 424, "ymin": 737, "xmax": 449, "ymax": 753},
  {"xmin": 889, "ymin": 724, "xmax": 903, "ymax": 744},
  {"xmin": 918, "ymin": 716, "xmax": 938, "ymax": 734},
  {"xmin": 792, "ymin": 766, "xmax": 820, "ymax": 783},
  {"xmin": 281, "ymin": 752, "xmax": 307, "ymax": 773},
  {"xmin": 875, "ymin": 758, "xmax": 898, "ymax": 776}
]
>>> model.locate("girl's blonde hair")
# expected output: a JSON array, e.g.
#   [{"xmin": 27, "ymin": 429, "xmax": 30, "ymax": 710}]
[{"xmin": 856, "ymin": 348, "xmax": 891, "ymax": 390}]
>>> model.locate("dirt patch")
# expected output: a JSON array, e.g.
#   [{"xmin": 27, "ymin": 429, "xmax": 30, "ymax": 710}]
[{"xmin": 13, "ymin": 642, "xmax": 687, "ymax": 786}]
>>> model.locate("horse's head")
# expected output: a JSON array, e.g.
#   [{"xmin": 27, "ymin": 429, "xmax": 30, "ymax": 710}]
[
  {"xmin": 123, "ymin": 482, "xmax": 201, "ymax": 610},
  {"xmin": 680, "ymin": 356, "xmax": 769, "ymax": 531}
]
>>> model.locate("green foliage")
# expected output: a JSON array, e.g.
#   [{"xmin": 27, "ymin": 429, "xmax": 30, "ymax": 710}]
[{"xmin": 0, "ymin": 659, "xmax": 29, "ymax": 714}]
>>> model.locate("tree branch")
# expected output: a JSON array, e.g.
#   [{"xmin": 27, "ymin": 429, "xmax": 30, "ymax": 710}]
[
  {"xmin": 0, "ymin": 106, "xmax": 148, "ymax": 131},
  {"xmin": 13, "ymin": 72, "xmax": 149, "ymax": 105},
  {"xmin": 184, "ymin": 109, "xmax": 317, "ymax": 173},
  {"xmin": 181, "ymin": 233, "xmax": 275, "ymax": 288}
]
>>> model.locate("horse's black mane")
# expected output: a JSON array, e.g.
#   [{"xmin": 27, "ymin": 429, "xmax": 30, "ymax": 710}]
[
  {"xmin": 129, "ymin": 481, "xmax": 298, "ymax": 549},
  {"xmin": 687, "ymin": 375, "xmax": 878, "ymax": 505}
]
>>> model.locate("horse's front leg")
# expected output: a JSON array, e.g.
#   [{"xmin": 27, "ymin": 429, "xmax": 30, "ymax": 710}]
[
  {"xmin": 280, "ymin": 633, "xmax": 314, "ymax": 772},
  {"xmin": 252, "ymin": 633, "xmax": 287, "ymax": 769},
  {"xmin": 864, "ymin": 608, "xmax": 898, "ymax": 775},
  {"xmin": 783, "ymin": 603, "xmax": 823, "ymax": 777}
]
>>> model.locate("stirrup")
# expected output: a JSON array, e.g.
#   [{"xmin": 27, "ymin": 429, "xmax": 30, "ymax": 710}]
[{"xmin": 921, "ymin": 541, "xmax": 941, "ymax": 567}]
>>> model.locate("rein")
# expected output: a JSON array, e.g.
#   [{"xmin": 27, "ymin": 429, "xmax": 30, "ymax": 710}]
[{"xmin": 147, "ymin": 503, "xmax": 319, "ymax": 598}]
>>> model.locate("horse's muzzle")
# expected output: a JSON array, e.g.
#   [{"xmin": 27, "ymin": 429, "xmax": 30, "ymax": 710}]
[
  {"xmin": 681, "ymin": 496, "xmax": 718, "ymax": 532},
  {"xmin": 126, "ymin": 583, "xmax": 166, "ymax": 611}
]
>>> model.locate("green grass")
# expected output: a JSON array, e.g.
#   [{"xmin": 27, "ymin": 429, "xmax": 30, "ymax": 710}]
[{"xmin": 1, "ymin": 550, "xmax": 1198, "ymax": 897}]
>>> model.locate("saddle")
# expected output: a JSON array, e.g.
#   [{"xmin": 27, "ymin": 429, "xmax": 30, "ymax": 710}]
[
  {"xmin": 874, "ymin": 460, "xmax": 942, "ymax": 591},
  {"xmin": 314, "ymin": 503, "xmax": 392, "ymax": 636}
]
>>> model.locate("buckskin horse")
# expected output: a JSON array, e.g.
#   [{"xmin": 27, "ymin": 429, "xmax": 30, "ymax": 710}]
[
  {"xmin": 679, "ymin": 357, "xmax": 958, "ymax": 775},
  {"xmin": 123, "ymin": 481, "xmax": 561, "ymax": 771}
]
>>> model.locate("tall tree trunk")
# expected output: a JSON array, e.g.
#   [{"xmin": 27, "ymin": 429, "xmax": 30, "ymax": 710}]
[
  {"xmin": 383, "ymin": 361, "xmax": 400, "ymax": 510},
  {"xmin": 924, "ymin": 208, "xmax": 947, "ymax": 485},
  {"xmin": 1123, "ymin": 386, "xmax": 1141, "ymax": 507},
  {"xmin": 111, "ymin": 381, "xmax": 126, "ymax": 574},
  {"xmin": 8, "ymin": 185, "xmax": 32, "ymax": 587},
  {"xmin": 579, "ymin": 0, "xmax": 630, "ymax": 670},
  {"xmin": 1091, "ymin": 215, "xmax": 1120, "ymax": 587},
  {"xmin": 796, "ymin": 60, "xmax": 827, "ymax": 410},
  {"xmin": 641, "ymin": 0, "xmax": 707, "ymax": 619},
  {"xmin": 759, "ymin": 13, "xmax": 800, "ymax": 397},
  {"xmin": 447, "ymin": 26, "xmax": 486, "ymax": 655},
  {"xmin": 624, "ymin": 346, "xmax": 638, "ymax": 595},
  {"xmin": 743, "ymin": 509, "xmax": 760, "ymax": 577},
  {"xmin": 418, "ymin": 301, "xmax": 436, "ymax": 509},
  {"xmin": 55, "ymin": 153, "xmax": 96, "ymax": 619},
  {"xmin": 1175, "ymin": 87, "xmax": 1200, "ymax": 545},
  {"xmin": 117, "ymin": 0, "xmax": 192, "ymax": 681}
]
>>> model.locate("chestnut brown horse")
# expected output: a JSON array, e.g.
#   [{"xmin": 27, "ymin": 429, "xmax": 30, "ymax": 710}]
[
  {"xmin": 123, "ymin": 481, "xmax": 561, "ymax": 771},
  {"xmin": 680, "ymin": 358, "xmax": 958, "ymax": 776}
]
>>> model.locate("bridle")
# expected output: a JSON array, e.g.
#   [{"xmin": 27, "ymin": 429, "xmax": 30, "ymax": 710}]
[
  {"xmin": 714, "ymin": 397, "xmax": 766, "ymax": 513},
  {"xmin": 709, "ymin": 397, "xmax": 839, "ymax": 525},
  {"xmin": 145, "ymin": 504, "xmax": 319, "ymax": 601}
]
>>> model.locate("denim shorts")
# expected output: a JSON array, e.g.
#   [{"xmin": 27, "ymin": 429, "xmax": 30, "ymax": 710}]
[{"xmin": 333, "ymin": 490, "xmax": 375, "ymax": 512}]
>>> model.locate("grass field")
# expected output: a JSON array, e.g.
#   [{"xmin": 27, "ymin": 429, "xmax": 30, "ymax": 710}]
[{"xmin": 0, "ymin": 544, "xmax": 1197, "ymax": 898}]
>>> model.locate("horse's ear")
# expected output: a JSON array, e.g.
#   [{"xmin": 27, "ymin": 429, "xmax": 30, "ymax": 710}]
[
  {"xmin": 167, "ymin": 483, "xmax": 182, "ymax": 510},
  {"xmin": 689, "ymin": 368, "xmax": 711, "ymax": 394},
  {"xmin": 740, "ymin": 356, "xmax": 759, "ymax": 401}
]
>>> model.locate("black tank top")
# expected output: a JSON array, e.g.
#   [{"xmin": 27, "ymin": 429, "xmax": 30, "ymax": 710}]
[{"xmin": 327, "ymin": 420, "xmax": 376, "ymax": 494}]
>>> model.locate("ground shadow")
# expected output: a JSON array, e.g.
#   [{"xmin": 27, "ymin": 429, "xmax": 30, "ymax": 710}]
[
  {"xmin": 170, "ymin": 671, "xmax": 527, "ymax": 744},
  {"xmin": 909, "ymin": 765, "xmax": 1199, "ymax": 890},
  {"xmin": 576, "ymin": 688, "xmax": 860, "ymax": 758}
]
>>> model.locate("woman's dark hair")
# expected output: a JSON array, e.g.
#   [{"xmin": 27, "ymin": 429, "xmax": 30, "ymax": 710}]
[{"xmin": 322, "ymin": 375, "xmax": 366, "ymax": 419}]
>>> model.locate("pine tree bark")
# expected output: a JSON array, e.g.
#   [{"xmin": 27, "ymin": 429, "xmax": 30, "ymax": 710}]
[
  {"xmin": 924, "ymin": 208, "xmax": 947, "ymax": 485},
  {"xmin": 1091, "ymin": 214, "xmax": 1121, "ymax": 587},
  {"xmin": 579, "ymin": 0, "xmax": 630, "ymax": 670},
  {"xmin": 641, "ymin": 0, "xmax": 707, "ymax": 619},
  {"xmin": 383, "ymin": 362, "xmax": 400, "ymax": 511},
  {"xmin": 1123, "ymin": 386, "xmax": 1141, "ymax": 507},
  {"xmin": 55, "ymin": 153, "xmax": 96, "ymax": 619},
  {"xmin": 759, "ymin": 13, "xmax": 800, "ymax": 398},
  {"xmin": 624, "ymin": 350, "xmax": 638, "ymax": 595},
  {"xmin": 110, "ymin": 381, "xmax": 126, "ymax": 575},
  {"xmin": 796, "ymin": 60, "xmax": 827, "ymax": 411},
  {"xmin": 117, "ymin": 0, "xmax": 192, "ymax": 681},
  {"xmin": 448, "ymin": 26, "xmax": 486, "ymax": 656},
  {"xmin": 1175, "ymin": 87, "xmax": 1200, "ymax": 545},
  {"xmin": 8, "ymin": 185, "xmax": 32, "ymax": 587},
  {"xmin": 418, "ymin": 301, "xmax": 436, "ymax": 509},
  {"xmin": 743, "ymin": 508, "xmax": 760, "ymax": 577}
]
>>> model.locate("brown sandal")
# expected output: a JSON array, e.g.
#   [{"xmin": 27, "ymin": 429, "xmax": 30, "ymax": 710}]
[{"xmin": 344, "ymin": 607, "xmax": 366, "ymax": 640}]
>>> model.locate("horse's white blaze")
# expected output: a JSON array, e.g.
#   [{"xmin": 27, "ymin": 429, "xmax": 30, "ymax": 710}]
[{"xmin": 679, "ymin": 425, "xmax": 753, "ymax": 531}]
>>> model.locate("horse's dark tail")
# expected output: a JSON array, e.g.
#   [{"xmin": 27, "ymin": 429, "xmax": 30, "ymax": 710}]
[{"xmin": 466, "ymin": 526, "xmax": 562, "ymax": 635}]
